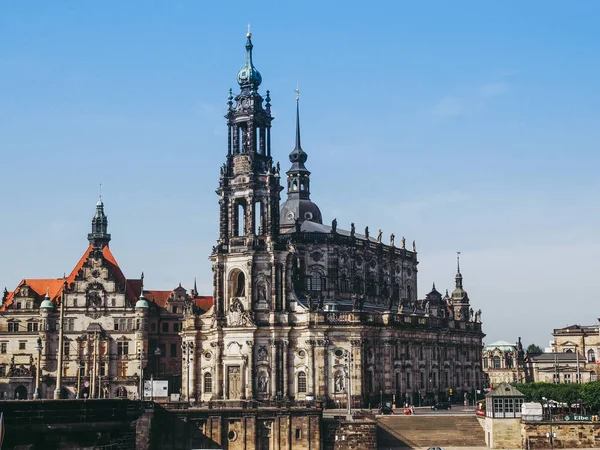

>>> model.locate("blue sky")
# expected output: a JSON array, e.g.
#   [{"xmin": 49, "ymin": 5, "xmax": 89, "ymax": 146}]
[{"xmin": 1, "ymin": 1, "xmax": 599, "ymax": 349}]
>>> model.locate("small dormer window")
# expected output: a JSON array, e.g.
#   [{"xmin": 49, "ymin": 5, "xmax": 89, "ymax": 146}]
[
  {"xmin": 25, "ymin": 302, "xmax": 31, "ymax": 309},
  {"xmin": 15, "ymin": 302, "xmax": 21, "ymax": 310}
]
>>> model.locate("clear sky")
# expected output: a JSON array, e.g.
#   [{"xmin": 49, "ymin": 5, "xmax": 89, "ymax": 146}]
[{"xmin": 1, "ymin": 1, "xmax": 599, "ymax": 349}]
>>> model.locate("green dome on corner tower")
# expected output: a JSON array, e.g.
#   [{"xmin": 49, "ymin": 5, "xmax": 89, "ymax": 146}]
[{"xmin": 236, "ymin": 29, "xmax": 262, "ymax": 90}]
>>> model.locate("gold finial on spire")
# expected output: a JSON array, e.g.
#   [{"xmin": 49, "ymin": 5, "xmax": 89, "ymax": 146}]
[{"xmin": 247, "ymin": 24, "xmax": 252, "ymax": 38}]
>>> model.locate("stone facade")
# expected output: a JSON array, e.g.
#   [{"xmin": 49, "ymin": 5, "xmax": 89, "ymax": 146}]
[
  {"xmin": 483, "ymin": 338, "xmax": 527, "ymax": 386},
  {"xmin": 182, "ymin": 32, "xmax": 486, "ymax": 409},
  {"xmin": 0, "ymin": 200, "xmax": 207, "ymax": 400}
]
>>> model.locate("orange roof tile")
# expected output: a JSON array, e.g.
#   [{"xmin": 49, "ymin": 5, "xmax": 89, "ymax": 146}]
[
  {"xmin": 2, "ymin": 244, "xmax": 140, "ymax": 311},
  {"xmin": 1, "ymin": 278, "xmax": 64, "ymax": 311},
  {"xmin": 194, "ymin": 296, "xmax": 214, "ymax": 313},
  {"xmin": 145, "ymin": 290, "xmax": 172, "ymax": 308}
]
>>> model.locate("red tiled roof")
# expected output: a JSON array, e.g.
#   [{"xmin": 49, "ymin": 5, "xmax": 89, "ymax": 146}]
[
  {"xmin": 145, "ymin": 290, "xmax": 172, "ymax": 308},
  {"xmin": 2, "ymin": 244, "xmax": 140, "ymax": 311},
  {"xmin": 194, "ymin": 296, "xmax": 214, "ymax": 313},
  {"xmin": 1, "ymin": 278, "xmax": 65, "ymax": 311}
]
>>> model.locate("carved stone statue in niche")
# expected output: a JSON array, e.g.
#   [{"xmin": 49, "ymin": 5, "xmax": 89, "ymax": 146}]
[
  {"xmin": 226, "ymin": 298, "xmax": 255, "ymax": 327},
  {"xmin": 334, "ymin": 372, "xmax": 344, "ymax": 393},
  {"xmin": 257, "ymin": 347, "xmax": 268, "ymax": 361},
  {"xmin": 258, "ymin": 373, "xmax": 269, "ymax": 393}
]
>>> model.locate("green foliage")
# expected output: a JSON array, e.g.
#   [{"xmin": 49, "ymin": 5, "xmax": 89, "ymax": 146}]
[
  {"xmin": 526, "ymin": 344, "xmax": 543, "ymax": 355},
  {"xmin": 511, "ymin": 381, "xmax": 600, "ymax": 408}
]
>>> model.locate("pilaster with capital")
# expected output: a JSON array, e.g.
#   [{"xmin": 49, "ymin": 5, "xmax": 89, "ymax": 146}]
[
  {"xmin": 246, "ymin": 341, "xmax": 254, "ymax": 399},
  {"xmin": 307, "ymin": 340, "xmax": 316, "ymax": 396},
  {"xmin": 282, "ymin": 339, "xmax": 289, "ymax": 398},
  {"xmin": 270, "ymin": 340, "xmax": 277, "ymax": 398}
]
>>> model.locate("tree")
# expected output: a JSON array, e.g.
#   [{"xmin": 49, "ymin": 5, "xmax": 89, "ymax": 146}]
[{"xmin": 526, "ymin": 344, "xmax": 543, "ymax": 355}]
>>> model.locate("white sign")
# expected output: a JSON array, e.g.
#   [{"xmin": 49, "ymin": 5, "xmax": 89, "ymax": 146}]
[{"xmin": 144, "ymin": 380, "xmax": 169, "ymax": 398}]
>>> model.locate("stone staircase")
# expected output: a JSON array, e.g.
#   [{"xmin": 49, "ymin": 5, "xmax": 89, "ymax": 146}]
[{"xmin": 377, "ymin": 414, "xmax": 486, "ymax": 449}]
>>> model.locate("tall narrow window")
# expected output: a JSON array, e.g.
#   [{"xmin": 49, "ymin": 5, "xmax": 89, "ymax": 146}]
[
  {"xmin": 588, "ymin": 349, "xmax": 596, "ymax": 363},
  {"xmin": 237, "ymin": 202, "xmax": 245, "ymax": 236},
  {"xmin": 204, "ymin": 372, "xmax": 213, "ymax": 393},
  {"xmin": 298, "ymin": 371, "xmax": 307, "ymax": 393}
]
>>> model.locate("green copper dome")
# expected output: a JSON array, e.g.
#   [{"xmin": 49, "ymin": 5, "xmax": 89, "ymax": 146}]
[
  {"xmin": 40, "ymin": 299, "xmax": 54, "ymax": 309},
  {"xmin": 237, "ymin": 31, "xmax": 262, "ymax": 90}
]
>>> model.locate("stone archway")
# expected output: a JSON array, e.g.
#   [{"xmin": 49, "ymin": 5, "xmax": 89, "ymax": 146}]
[{"xmin": 14, "ymin": 385, "xmax": 27, "ymax": 400}]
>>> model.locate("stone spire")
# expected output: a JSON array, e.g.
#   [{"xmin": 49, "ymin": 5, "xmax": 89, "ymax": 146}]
[
  {"xmin": 280, "ymin": 89, "xmax": 323, "ymax": 228},
  {"xmin": 87, "ymin": 196, "xmax": 111, "ymax": 249}
]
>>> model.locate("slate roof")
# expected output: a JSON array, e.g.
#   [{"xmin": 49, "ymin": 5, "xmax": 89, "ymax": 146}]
[
  {"xmin": 486, "ymin": 381, "xmax": 525, "ymax": 398},
  {"xmin": 530, "ymin": 352, "xmax": 584, "ymax": 362}
]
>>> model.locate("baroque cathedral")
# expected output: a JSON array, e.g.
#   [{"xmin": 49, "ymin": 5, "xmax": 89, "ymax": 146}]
[{"xmin": 181, "ymin": 30, "xmax": 485, "ymax": 408}]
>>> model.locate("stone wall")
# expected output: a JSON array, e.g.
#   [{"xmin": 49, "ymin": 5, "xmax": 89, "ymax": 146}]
[
  {"xmin": 522, "ymin": 421, "xmax": 600, "ymax": 449},
  {"xmin": 483, "ymin": 417, "xmax": 522, "ymax": 449},
  {"xmin": 323, "ymin": 418, "xmax": 377, "ymax": 450},
  {"xmin": 147, "ymin": 404, "xmax": 322, "ymax": 450}
]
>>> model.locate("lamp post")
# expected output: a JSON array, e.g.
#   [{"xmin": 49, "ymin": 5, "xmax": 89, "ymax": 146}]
[
  {"xmin": 343, "ymin": 349, "xmax": 353, "ymax": 420},
  {"xmin": 182, "ymin": 341, "xmax": 194, "ymax": 402},
  {"xmin": 542, "ymin": 396, "xmax": 555, "ymax": 450},
  {"xmin": 76, "ymin": 360, "xmax": 83, "ymax": 399},
  {"xmin": 138, "ymin": 348, "xmax": 145, "ymax": 400},
  {"xmin": 154, "ymin": 347, "xmax": 162, "ymax": 377},
  {"xmin": 33, "ymin": 337, "xmax": 43, "ymax": 399}
]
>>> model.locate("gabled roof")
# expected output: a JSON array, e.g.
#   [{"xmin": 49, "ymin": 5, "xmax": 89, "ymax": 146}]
[
  {"xmin": 146, "ymin": 290, "xmax": 172, "ymax": 308},
  {"xmin": 2, "ymin": 244, "xmax": 139, "ymax": 311},
  {"xmin": 194, "ymin": 296, "xmax": 214, "ymax": 313},
  {"xmin": 1, "ymin": 278, "xmax": 65, "ymax": 311},
  {"xmin": 486, "ymin": 381, "xmax": 525, "ymax": 398}
]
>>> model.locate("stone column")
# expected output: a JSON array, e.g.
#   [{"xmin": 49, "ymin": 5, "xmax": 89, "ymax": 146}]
[
  {"xmin": 351, "ymin": 340, "xmax": 362, "ymax": 407},
  {"xmin": 212, "ymin": 342, "xmax": 223, "ymax": 399},
  {"xmin": 270, "ymin": 340, "xmax": 277, "ymax": 398},
  {"xmin": 246, "ymin": 341, "xmax": 254, "ymax": 399},
  {"xmin": 323, "ymin": 339, "xmax": 330, "ymax": 400},
  {"xmin": 282, "ymin": 340, "xmax": 289, "ymax": 398},
  {"xmin": 308, "ymin": 340, "xmax": 315, "ymax": 396},
  {"xmin": 270, "ymin": 261, "xmax": 277, "ymax": 312}
]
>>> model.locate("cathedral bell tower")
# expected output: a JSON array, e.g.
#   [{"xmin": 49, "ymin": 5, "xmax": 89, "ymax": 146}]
[
  {"xmin": 212, "ymin": 30, "xmax": 282, "ymax": 317},
  {"xmin": 217, "ymin": 29, "xmax": 281, "ymax": 246}
]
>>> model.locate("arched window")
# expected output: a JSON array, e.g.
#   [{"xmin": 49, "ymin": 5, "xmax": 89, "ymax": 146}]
[
  {"xmin": 297, "ymin": 371, "xmax": 307, "ymax": 393},
  {"xmin": 466, "ymin": 371, "xmax": 471, "ymax": 386},
  {"xmin": 366, "ymin": 277, "xmax": 375, "ymax": 295},
  {"xmin": 565, "ymin": 348, "xmax": 574, "ymax": 353},
  {"xmin": 339, "ymin": 274, "xmax": 349, "ymax": 293},
  {"xmin": 236, "ymin": 202, "xmax": 245, "ymax": 236},
  {"xmin": 307, "ymin": 269, "xmax": 326, "ymax": 292},
  {"xmin": 234, "ymin": 271, "xmax": 245, "ymax": 297},
  {"xmin": 588, "ymin": 349, "xmax": 596, "ymax": 363},
  {"xmin": 353, "ymin": 276, "xmax": 363, "ymax": 294},
  {"xmin": 204, "ymin": 372, "xmax": 213, "ymax": 393},
  {"xmin": 492, "ymin": 356, "xmax": 501, "ymax": 368}
]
